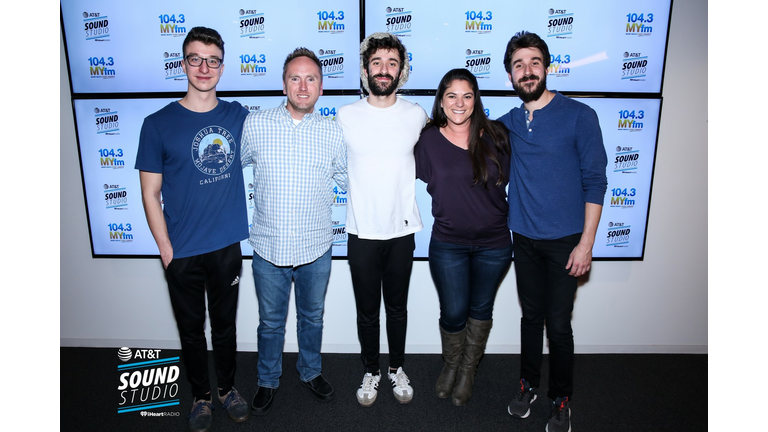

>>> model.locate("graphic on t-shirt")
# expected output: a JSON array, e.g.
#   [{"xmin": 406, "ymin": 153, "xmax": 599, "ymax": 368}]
[{"xmin": 191, "ymin": 125, "xmax": 237, "ymax": 175}]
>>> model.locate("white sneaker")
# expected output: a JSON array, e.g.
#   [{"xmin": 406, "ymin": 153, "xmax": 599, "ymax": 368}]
[
  {"xmin": 356, "ymin": 372, "xmax": 381, "ymax": 407},
  {"xmin": 387, "ymin": 367, "xmax": 414, "ymax": 404}
]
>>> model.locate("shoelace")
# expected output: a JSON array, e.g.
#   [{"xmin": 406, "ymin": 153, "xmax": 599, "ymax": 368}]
[
  {"xmin": 516, "ymin": 380, "xmax": 532, "ymax": 401},
  {"xmin": 188, "ymin": 401, "xmax": 213, "ymax": 419},
  {"xmin": 222, "ymin": 390, "xmax": 241, "ymax": 409},
  {"xmin": 361, "ymin": 374, "xmax": 379, "ymax": 393},
  {"xmin": 391, "ymin": 369, "xmax": 410, "ymax": 388},
  {"xmin": 551, "ymin": 398, "xmax": 569, "ymax": 421}
]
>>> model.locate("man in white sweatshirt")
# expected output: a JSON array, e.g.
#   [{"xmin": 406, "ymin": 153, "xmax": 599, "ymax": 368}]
[{"xmin": 336, "ymin": 32, "xmax": 428, "ymax": 408}]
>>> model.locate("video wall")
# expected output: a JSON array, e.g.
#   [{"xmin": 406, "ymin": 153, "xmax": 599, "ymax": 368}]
[{"xmin": 62, "ymin": 0, "xmax": 672, "ymax": 259}]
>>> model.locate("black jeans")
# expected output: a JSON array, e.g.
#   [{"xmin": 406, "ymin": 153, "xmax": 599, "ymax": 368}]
[
  {"xmin": 348, "ymin": 234, "xmax": 415, "ymax": 373},
  {"xmin": 165, "ymin": 242, "xmax": 242, "ymax": 399},
  {"xmin": 513, "ymin": 232, "xmax": 581, "ymax": 400}
]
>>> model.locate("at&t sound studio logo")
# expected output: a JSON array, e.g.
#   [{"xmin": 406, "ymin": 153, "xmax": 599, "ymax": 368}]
[
  {"xmin": 317, "ymin": 9, "xmax": 347, "ymax": 34},
  {"xmin": 385, "ymin": 7, "xmax": 412, "ymax": 36},
  {"xmin": 82, "ymin": 11, "xmax": 110, "ymax": 41},
  {"xmin": 163, "ymin": 52, "xmax": 186, "ymax": 81},
  {"xmin": 465, "ymin": 49, "xmax": 491, "ymax": 79},
  {"xmin": 318, "ymin": 49, "xmax": 345, "ymax": 79},
  {"xmin": 332, "ymin": 220, "xmax": 347, "ymax": 245},
  {"xmin": 240, "ymin": 9, "xmax": 266, "ymax": 39},
  {"xmin": 104, "ymin": 184, "xmax": 128, "ymax": 210},
  {"xmin": 622, "ymin": 52, "xmax": 649, "ymax": 81},
  {"xmin": 606, "ymin": 222, "xmax": 631, "ymax": 248},
  {"xmin": 613, "ymin": 146, "xmax": 640, "ymax": 174},
  {"xmin": 94, "ymin": 107, "xmax": 120, "ymax": 136},
  {"xmin": 117, "ymin": 347, "xmax": 181, "ymax": 414},
  {"xmin": 547, "ymin": 8, "xmax": 574, "ymax": 38}
]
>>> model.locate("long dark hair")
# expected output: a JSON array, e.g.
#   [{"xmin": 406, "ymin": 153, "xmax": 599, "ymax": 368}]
[{"xmin": 426, "ymin": 68, "xmax": 509, "ymax": 187}]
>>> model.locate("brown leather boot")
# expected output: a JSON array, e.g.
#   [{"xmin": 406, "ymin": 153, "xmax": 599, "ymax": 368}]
[
  {"xmin": 436, "ymin": 326, "xmax": 466, "ymax": 398},
  {"xmin": 451, "ymin": 317, "xmax": 492, "ymax": 406}
]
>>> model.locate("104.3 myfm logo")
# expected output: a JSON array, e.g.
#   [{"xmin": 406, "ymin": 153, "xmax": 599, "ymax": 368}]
[
  {"xmin": 465, "ymin": 10, "xmax": 493, "ymax": 33},
  {"xmin": 625, "ymin": 12, "xmax": 655, "ymax": 36},
  {"xmin": 318, "ymin": 9, "xmax": 346, "ymax": 33},
  {"xmin": 88, "ymin": 56, "xmax": 116, "ymax": 79},
  {"xmin": 158, "ymin": 13, "xmax": 187, "ymax": 37}
]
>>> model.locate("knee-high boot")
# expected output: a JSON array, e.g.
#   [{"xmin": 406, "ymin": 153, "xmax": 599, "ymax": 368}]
[
  {"xmin": 451, "ymin": 317, "xmax": 492, "ymax": 406},
  {"xmin": 436, "ymin": 325, "xmax": 466, "ymax": 398}
]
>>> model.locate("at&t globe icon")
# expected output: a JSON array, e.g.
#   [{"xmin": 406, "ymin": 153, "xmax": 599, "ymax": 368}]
[{"xmin": 118, "ymin": 347, "xmax": 132, "ymax": 362}]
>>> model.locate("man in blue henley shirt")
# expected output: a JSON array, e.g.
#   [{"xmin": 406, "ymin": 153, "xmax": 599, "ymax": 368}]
[{"xmin": 498, "ymin": 31, "xmax": 607, "ymax": 432}]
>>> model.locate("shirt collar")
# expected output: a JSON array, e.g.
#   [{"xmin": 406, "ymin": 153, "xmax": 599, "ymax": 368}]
[{"xmin": 278, "ymin": 99, "xmax": 321, "ymax": 124}]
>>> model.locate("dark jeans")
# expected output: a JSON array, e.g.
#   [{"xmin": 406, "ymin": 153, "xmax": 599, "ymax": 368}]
[
  {"xmin": 428, "ymin": 238, "xmax": 512, "ymax": 333},
  {"xmin": 348, "ymin": 234, "xmax": 415, "ymax": 373},
  {"xmin": 513, "ymin": 232, "xmax": 581, "ymax": 400},
  {"xmin": 165, "ymin": 242, "xmax": 242, "ymax": 399}
]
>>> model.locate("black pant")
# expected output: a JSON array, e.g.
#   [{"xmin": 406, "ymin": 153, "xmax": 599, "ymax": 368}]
[
  {"xmin": 348, "ymin": 234, "xmax": 415, "ymax": 373},
  {"xmin": 165, "ymin": 242, "xmax": 242, "ymax": 399},
  {"xmin": 513, "ymin": 232, "xmax": 581, "ymax": 400}
]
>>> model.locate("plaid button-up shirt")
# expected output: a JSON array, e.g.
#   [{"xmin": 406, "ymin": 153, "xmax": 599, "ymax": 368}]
[{"xmin": 241, "ymin": 101, "xmax": 347, "ymax": 266}]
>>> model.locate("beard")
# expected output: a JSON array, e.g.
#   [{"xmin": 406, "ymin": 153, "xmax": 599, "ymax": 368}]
[
  {"xmin": 367, "ymin": 72, "xmax": 399, "ymax": 96},
  {"xmin": 513, "ymin": 74, "xmax": 547, "ymax": 103}
]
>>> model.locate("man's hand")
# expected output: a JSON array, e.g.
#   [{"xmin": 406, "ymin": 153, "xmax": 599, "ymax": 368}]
[
  {"xmin": 565, "ymin": 242, "xmax": 592, "ymax": 277},
  {"xmin": 159, "ymin": 244, "xmax": 173, "ymax": 269}
]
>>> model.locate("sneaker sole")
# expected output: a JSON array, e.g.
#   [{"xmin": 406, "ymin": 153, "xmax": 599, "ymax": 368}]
[
  {"xmin": 508, "ymin": 394, "xmax": 537, "ymax": 418},
  {"xmin": 357, "ymin": 390, "xmax": 378, "ymax": 407},
  {"xmin": 227, "ymin": 411, "xmax": 250, "ymax": 422},
  {"xmin": 394, "ymin": 394, "xmax": 413, "ymax": 404}
]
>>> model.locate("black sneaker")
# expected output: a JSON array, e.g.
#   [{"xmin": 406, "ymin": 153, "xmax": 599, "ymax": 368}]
[
  {"xmin": 507, "ymin": 379, "xmax": 538, "ymax": 418},
  {"xmin": 218, "ymin": 388, "xmax": 250, "ymax": 422},
  {"xmin": 546, "ymin": 397, "xmax": 571, "ymax": 432},
  {"xmin": 187, "ymin": 399, "xmax": 213, "ymax": 432}
]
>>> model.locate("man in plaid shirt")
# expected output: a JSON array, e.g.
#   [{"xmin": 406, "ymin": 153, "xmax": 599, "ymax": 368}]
[{"xmin": 240, "ymin": 47, "xmax": 348, "ymax": 416}]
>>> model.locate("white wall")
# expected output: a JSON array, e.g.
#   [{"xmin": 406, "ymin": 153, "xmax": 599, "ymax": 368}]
[{"xmin": 60, "ymin": 0, "xmax": 707, "ymax": 354}]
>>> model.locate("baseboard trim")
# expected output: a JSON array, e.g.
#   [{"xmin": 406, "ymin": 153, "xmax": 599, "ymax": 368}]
[{"xmin": 60, "ymin": 339, "xmax": 707, "ymax": 355}]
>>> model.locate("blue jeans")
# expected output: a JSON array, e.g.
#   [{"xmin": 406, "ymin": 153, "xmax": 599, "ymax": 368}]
[
  {"xmin": 251, "ymin": 248, "xmax": 332, "ymax": 389},
  {"xmin": 428, "ymin": 238, "xmax": 512, "ymax": 333}
]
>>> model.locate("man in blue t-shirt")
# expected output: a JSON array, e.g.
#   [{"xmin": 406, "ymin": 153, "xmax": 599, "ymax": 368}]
[
  {"xmin": 135, "ymin": 27, "xmax": 250, "ymax": 432},
  {"xmin": 498, "ymin": 31, "xmax": 608, "ymax": 432}
]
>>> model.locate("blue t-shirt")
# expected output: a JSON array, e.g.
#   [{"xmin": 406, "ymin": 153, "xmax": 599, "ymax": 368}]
[
  {"xmin": 135, "ymin": 100, "xmax": 249, "ymax": 258},
  {"xmin": 498, "ymin": 92, "xmax": 608, "ymax": 240}
]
